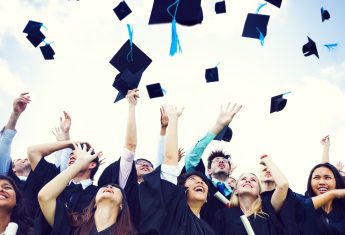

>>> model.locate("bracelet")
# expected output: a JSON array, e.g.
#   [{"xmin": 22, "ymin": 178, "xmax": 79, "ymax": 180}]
[{"xmin": 260, "ymin": 154, "xmax": 268, "ymax": 159}]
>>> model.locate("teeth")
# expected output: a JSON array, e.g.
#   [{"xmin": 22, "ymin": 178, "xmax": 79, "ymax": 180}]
[{"xmin": 0, "ymin": 195, "xmax": 6, "ymax": 199}]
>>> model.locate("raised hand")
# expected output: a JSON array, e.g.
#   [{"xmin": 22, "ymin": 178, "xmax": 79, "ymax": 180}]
[
  {"xmin": 72, "ymin": 143, "xmax": 102, "ymax": 167},
  {"xmin": 160, "ymin": 106, "xmax": 169, "ymax": 128},
  {"xmin": 216, "ymin": 102, "xmax": 242, "ymax": 127},
  {"xmin": 165, "ymin": 105, "xmax": 184, "ymax": 119},
  {"xmin": 178, "ymin": 147, "xmax": 185, "ymax": 161},
  {"xmin": 320, "ymin": 135, "xmax": 330, "ymax": 147},
  {"xmin": 52, "ymin": 127, "xmax": 65, "ymax": 141},
  {"xmin": 13, "ymin": 92, "xmax": 31, "ymax": 115},
  {"xmin": 126, "ymin": 89, "xmax": 140, "ymax": 106},
  {"xmin": 60, "ymin": 111, "xmax": 71, "ymax": 133},
  {"xmin": 336, "ymin": 161, "xmax": 344, "ymax": 172}
]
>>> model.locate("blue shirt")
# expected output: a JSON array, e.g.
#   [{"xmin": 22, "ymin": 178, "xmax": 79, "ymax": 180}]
[{"xmin": 0, "ymin": 128, "xmax": 16, "ymax": 175}]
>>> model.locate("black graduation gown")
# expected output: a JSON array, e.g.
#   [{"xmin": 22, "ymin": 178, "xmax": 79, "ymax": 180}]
[
  {"xmin": 138, "ymin": 166, "xmax": 215, "ymax": 235},
  {"xmin": 213, "ymin": 198, "xmax": 282, "ymax": 235},
  {"xmin": 98, "ymin": 158, "xmax": 140, "ymax": 228},
  {"xmin": 280, "ymin": 188, "xmax": 345, "ymax": 235}
]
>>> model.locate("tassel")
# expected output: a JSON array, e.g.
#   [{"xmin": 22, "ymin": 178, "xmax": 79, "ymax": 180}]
[
  {"xmin": 324, "ymin": 43, "xmax": 338, "ymax": 51},
  {"xmin": 170, "ymin": 19, "xmax": 182, "ymax": 56},
  {"xmin": 256, "ymin": 27, "xmax": 265, "ymax": 46},
  {"xmin": 126, "ymin": 24, "xmax": 134, "ymax": 62},
  {"xmin": 256, "ymin": 2, "xmax": 267, "ymax": 14}
]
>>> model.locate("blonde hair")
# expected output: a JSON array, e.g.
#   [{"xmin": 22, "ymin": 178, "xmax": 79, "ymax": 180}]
[{"xmin": 230, "ymin": 173, "xmax": 268, "ymax": 218}]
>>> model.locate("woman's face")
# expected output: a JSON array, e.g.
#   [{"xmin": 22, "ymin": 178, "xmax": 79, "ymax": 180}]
[
  {"xmin": 95, "ymin": 185, "xmax": 123, "ymax": 207},
  {"xmin": 311, "ymin": 166, "xmax": 336, "ymax": 195},
  {"xmin": 0, "ymin": 179, "xmax": 17, "ymax": 210},
  {"xmin": 184, "ymin": 175, "xmax": 209, "ymax": 203},
  {"xmin": 235, "ymin": 173, "xmax": 260, "ymax": 197}
]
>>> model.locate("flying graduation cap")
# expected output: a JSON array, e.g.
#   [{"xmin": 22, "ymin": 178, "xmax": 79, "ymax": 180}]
[
  {"xmin": 146, "ymin": 83, "xmax": 165, "ymax": 99},
  {"xmin": 321, "ymin": 7, "xmax": 330, "ymax": 22},
  {"xmin": 205, "ymin": 66, "xmax": 219, "ymax": 83},
  {"xmin": 215, "ymin": 1, "xmax": 226, "ymax": 14},
  {"xmin": 264, "ymin": 0, "xmax": 282, "ymax": 8},
  {"xmin": 23, "ymin": 20, "xmax": 46, "ymax": 47},
  {"xmin": 214, "ymin": 126, "xmax": 233, "ymax": 142},
  {"xmin": 242, "ymin": 13, "xmax": 270, "ymax": 45},
  {"xmin": 112, "ymin": 69, "xmax": 144, "ymax": 102},
  {"xmin": 148, "ymin": 0, "xmax": 203, "ymax": 26},
  {"xmin": 114, "ymin": 1, "xmax": 132, "ymax": 21},
  {"xmin": 40, "ymin": 44, "xmax": 55, "ymax": 60},
  {"xmin": 302, "ymin": 36, "xmax": 319, "ymax": 59},
  {"xmin": 270, "ymin": 92, "xmax": 290, "ymax": 113}
]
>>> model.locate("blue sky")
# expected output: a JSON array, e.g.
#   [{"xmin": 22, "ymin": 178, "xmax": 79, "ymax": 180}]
[{"xmin": 0, "ymin": 0, "xmax": 345, "ymax": 193}]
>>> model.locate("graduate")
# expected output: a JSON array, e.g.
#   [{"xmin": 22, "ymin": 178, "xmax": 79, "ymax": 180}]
[
  {"xmin": 213, "ymin": 155, "xmax": 288, "ymax": 235},
  {"xmin": 138, "ymin": 105, "xmax": 215, "ymax": 235},
  {"xmin": 0, "ymin": 175, "xmax": 34, "ymax": 235},
  {"xmin": 38, "ymin": 143, "xmax": 137, "ymax": 235}
]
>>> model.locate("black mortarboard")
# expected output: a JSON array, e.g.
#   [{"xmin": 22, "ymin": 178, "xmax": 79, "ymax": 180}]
[
  {"xmin": 148, "ymin": 0, "xmax": 203, "ymax": 26},
  {"xmin": 321, "ymin": 7, "xmax": 330, "ymax": 22},
  {"xmin": 270, "ymin": 94, "xmax": 287, "ymax": 113},
  {"xmin": 242, "ymin": 13, "xmax": 270, "ymax": 39},
  {"xmin": 40, "ymin": 44, "xmax": 55, "ymax": 60},
  {"xmin": 23, "ymin": 20, "xmax": 43, "ymax": 34},
  {"xmin": 113, "ymin": 1, "xmax": 132, "ymax": 21},
  {"xmin": 205, "ymin": 66, "xmax": 219, "ymax": 83},
  {"xmin": 23, "ymin": 20, "xmax": 46, "ymax": 47},
  {"xmin": 302, "ymin": 36, "xmax": 319, "ymax": 59},
  {"xmin": 264, "ymin": 0, "xmax": 282, "ymax": 8},
  {"xmin": 113, "ymin": 69, "xmax": 144, "ymax": 103},
  {"xmin": 214, "ymin": 126, "xmax": 233, "ymax": 142},
  {"xmin": 146, "ymin": 83, "xmax": 164, "ymax": 99},
  {"xmin": 215, "ymin": 1, "xmax": 226, "ymax": 14},
  {"xmin": 110, "ymin": 40, "xmax": 152, "ymax": 74}
]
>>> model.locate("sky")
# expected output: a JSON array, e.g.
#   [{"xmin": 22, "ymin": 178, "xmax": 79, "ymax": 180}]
[{"xmin": 0, "ymin": 0, "xmax": 345, "ymax": 193}]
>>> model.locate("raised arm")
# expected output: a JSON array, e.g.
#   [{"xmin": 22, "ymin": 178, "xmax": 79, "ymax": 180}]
[
  {"xmin": 260, "ymin": 155, "xmax": 289, "ymax": 212},
  {"xmin": 164, "ymin": 105, "xmax": 184, "ymax": 166},
  {"xmin": 311, "ymin": 189, "xmax": 345, "ymax": 209},
  {"xmin": 185, "ymin": 102, "xmax": 242, "ymax": 172},
  {"xmin": 156, "ymin": 106, "xmax": 169, "ymax": 165},
  {"xmin": 0, "ymin": 92, "xmax": 30, "ymax": 175},
  {"xmin": 27, "ymin": 140, "xmax": 75, "ymax": 171},
  {"xmin": 320, "ymin": 135, "xmax": 330, "ymax": 163},
  {"xmin": 38, "ymin": 143, "xmax": 102, "ymax": 226}
]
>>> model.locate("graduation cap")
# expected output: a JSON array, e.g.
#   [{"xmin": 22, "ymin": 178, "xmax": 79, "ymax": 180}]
[
  {"xmin": 113, "ymin": 1, "xmax": 132, "ymax": 21},
  {"xmin": 214, "ymin": 126, "xmax": 233, "ymax": 142},
  {"xmin": 321, "ymin": 7, "xmax": 330, "ymax": 22},
  {"xmin": 205, "ymin": 66, "xmax": 219, "ymax": 83},
  {"xmin": 23, "ymin": 20, "xmax": 44, "ymax": 34},
  {"xmin": 146, "ymin": 83, "xmax": 164, "ymax": 99},
  {"xmin": 110, "ymin": 40, "xmax": 152, "ymax": 74},
  {"xmin": 23, "ymin": 20, "xmax": 46, "ymax": 47},
  {"xmin": 215, "ymin": 1, "xmax": 226, "ymax": 14},
  {"xmin": 264, "ymin": 0, "xmax": 282, "ymax": 8},
  {"xmin": 242, "ymin": 13, "xmax": 270, "ymax": 40},
  {"xmin": 40, "ymin": 44, "xmax": 55, "ymax": 60},
  {"xmin": 113, "ymin": 69, "xmax": 144, "ymax": 102},
  {"xmin": 302, "ymin": 36, "xmax": 319, "ymax": 59},
  {"xmin": 270, "ymin": 93, "xmax": 288, "ymax": 113},
  {"xmin": 148, "ymin": 0, "xmax": 203, "ymax": 26}
]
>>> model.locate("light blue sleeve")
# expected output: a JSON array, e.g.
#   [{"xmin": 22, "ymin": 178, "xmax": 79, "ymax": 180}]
[
  {"xmin": 0, "ymin": 129, "xmax": 17, "ymax": 175},
  {"xmin": 55, "ymin": 148, "xmax": 72, "ymax": 172},
  {"xmin": 185, "ymin": 131, "xmax": 216, "ymax": 173},
  {"xmin": 155, "ymin": 135, "xmax": 166, "ymax": 167}
]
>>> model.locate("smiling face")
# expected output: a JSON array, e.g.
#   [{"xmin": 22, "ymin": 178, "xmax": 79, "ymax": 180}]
[
  {"xmin": 95, "ymin": 185, "xmax": 123, "ymax": 208},
  {"xmin": 0, "ymin": 179, "xmax": 17, "ymax": 211},
  {"xmin": 311, "ymin": 166, "xmax": 336, "ymax": 195},
  {"xmin": 184, "ymin": 175, "xmax": 209, "ymax": 203},
  {"xmin": 235, "ymin": 173, "xmax": 261, "ymax": 197}
]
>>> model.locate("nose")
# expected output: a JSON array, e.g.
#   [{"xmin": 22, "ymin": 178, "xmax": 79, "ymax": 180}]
[{"xmin": 318, "ymin": 178, "xmax": 326, "ymax": 185}]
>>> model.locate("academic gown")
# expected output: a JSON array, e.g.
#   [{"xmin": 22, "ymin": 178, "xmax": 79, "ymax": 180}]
[
  {"xmin": 98, "ymin": 158, "xmax": 140, "ymax": 228},
  {"xmin": 280, "ymin": 188, "xmax": 345, "ymax": 235},
  {"xmin": 213, "ymin": 198, "xmax": 282, "ymax": 235},
  {"xmin": 138, "ymin": 166, "xmax": 215, "ymax": 235}
]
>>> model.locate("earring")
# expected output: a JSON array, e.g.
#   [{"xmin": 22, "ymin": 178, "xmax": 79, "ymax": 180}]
[{"xmin": 119, "ymin": 204, "xmax": 123, "ymax": 210}]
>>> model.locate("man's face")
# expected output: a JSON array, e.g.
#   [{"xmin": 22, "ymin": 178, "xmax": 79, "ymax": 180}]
[
  {"xmin": 12, "ymin": 158, "xmax": 30, "ymax": 173},
  {"xmin": 208, "ymin": 157, "xmax": 230, "ymax": 177},
  {"xmin": 135, "ymin": 159, "xmax": 154, "ymax": 177}
]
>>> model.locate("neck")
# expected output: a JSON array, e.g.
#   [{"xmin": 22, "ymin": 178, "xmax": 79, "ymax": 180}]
[
  {"xmin": 212, "ymin": 172, "xmax": 229, "ymax": 182},
  {"xmin": 0, "ymin": 209, "xmax": 11, "ymax": 234},
  {"xmin": 72, "ymin": 171, "xmax": 90, "ymax": 183},
  {"xmin": 94, "ymin": 202, "xmax": 119, "ymax": 232},
  {"xmin": 137, "ymin": 176, "xmax": 144, "ymax": 184},
  {"xmin": 238, "ymin": 195, "xmax": 257, "ymax": 216},
  {"xmin": 187, "ymin": 200, "xmax": 203, "ymax": 218},
  {"xmin": 262, "ymin": 181, "xmax": 276, "ymax": 192},
  {"xmin": 322, "ymin": 201, "xmax": 333, "ymax": 214},
  {"xmin": 15, "ymin": 169, "xmax": 30, "ymax": 177}
]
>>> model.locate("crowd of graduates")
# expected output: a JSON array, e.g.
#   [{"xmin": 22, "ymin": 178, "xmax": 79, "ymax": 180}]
[{"xmin": 0, "ymin": 91, "xmax": 345, "ymax": 235}]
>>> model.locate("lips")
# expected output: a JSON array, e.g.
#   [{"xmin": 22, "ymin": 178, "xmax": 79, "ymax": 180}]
[
  {"xmin": 218, "ymin": 163, "xmax": 225, "ymax": 169},
  {"xmin": 193, "ymin": 185, "xmax": 205, "ymax": 193},
  {"xmin": 0, "ymin": 193, "xmax": 8, "ymax": 199},
  {"xmin": 242, "ymin": 183, "xmax": 252, "ymax": 188},
  {"xmin": 317, "ymin": 187, "xmax": 328, "ymax": 194},
  {"xmin": 103, "ymin": 188, "xmax": 114, "ymax": 194}
]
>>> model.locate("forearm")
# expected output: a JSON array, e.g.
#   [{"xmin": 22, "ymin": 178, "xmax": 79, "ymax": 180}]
[
  {"xmin": 311, "ymin": 190, "xmax": 336, "ymax": 209},
  {"xmin": 164, "ymin": 116, "xmax": 178, "ymax": 166},
  {"xmin": 28, "ymin": 140, "xmax": 74, "ymax": 171},
  {"xmin": 119, "ymin": 148, "xmax": 135, "ymax": 188},
  {"xmin": 125, "ymin": 105, "xmax": 137, "ymax": 152},
  {"xmin": 321, "ymin": 146, "xmax": 330, "ymax": 163},
  {"xmin": 5, "ymin": 112, "xmax": 20, "ymax": 130},
  {"xmin": 209, "ymin": 122, "xmax": 226, "ymax": 136}
]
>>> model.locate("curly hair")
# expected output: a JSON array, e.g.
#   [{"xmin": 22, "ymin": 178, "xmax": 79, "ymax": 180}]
[{"xmin": 0, "ymin": 175, "xmax": 34, "ymax": 235}]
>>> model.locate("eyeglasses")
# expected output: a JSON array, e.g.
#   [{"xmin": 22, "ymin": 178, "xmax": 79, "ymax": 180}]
[
  {"xmin": 211, "ymin": 157, "xmax": 229, "ymax": 163},
  {"xmin": 135, "ymin": 160, "xmax": 153, "ymax": 168}
]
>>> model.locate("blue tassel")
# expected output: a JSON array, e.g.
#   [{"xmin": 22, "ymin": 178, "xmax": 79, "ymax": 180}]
[
  {"xmin": 324, "ymin": 43, "xmax": 338, "ymax": 51},
  {"xmin": 256, "ymin": 2, "xmax": 267, "ymax": 14},
  {"xmin": 170, "ymin": 19, "xmax": 182, "ymax": 56},
  {"xmin": 126, "ymin": 24, "xmax": 134, "ymax": 62},
  {"xmin": 256, "ymin": 27, "xmax": 265, "ymax": 46}
]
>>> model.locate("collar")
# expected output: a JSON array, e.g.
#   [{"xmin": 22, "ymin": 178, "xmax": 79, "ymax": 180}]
[
  {"xmin": 69, "ymin": 179, "xmax": 93, "ymax": 190},
  {"xmin": 212, "ymin": 178, "xmax": 232, "ymax": 196},
  {"xmin": 18, "ymin": 176, "xmax": 28, "ymax": 181}
]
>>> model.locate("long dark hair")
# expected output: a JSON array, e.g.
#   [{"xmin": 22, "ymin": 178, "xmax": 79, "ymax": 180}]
[
  {"xmin": 306, "ymin": 163, "xmax": 345, "ymax": 232},
  {"xmin": 0, "ymin": 175, "xmax": 34, "ymax": 235},
  {"xmin": 68, "ymin": 184, "xmax": 136, "ymax": 235}
]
